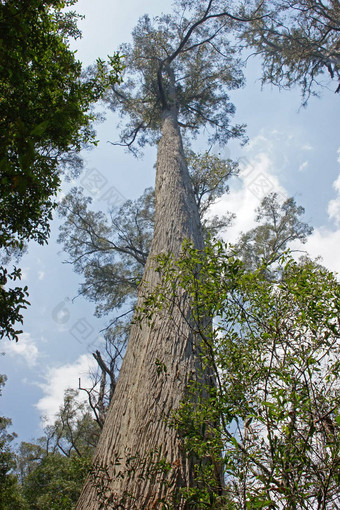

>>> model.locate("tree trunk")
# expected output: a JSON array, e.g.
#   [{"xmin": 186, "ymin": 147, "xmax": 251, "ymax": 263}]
[{"xmin": 76, "ymin": 108, "xmax": 205, "ymax": 509}]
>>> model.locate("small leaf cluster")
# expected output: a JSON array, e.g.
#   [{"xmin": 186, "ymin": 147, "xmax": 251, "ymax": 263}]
[{"xmin": 0, "ymin": 267, "xmax": 29, "ymax": 342}]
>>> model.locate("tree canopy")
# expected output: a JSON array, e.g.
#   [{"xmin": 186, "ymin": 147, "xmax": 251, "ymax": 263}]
[
  {"xmin": 235, "ymin": 192, "xmax": 313, "ymax": 275},
  {"xmin": 105, "ymin": 1, "xmax": 257, "ymax": 152},
  {"xmin": 0, "ymin": 0, "xmax": 123, "ymax": 341},
  {"xmin": 238, "ymin": 0, "xmax": 340, "ymax": 102}
]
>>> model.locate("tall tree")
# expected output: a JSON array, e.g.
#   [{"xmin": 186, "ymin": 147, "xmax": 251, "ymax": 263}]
[
  {"xmin": 58, "ymin": 153, "xmax": 236, "ymax": 312},
  {"xmin": 0, "ymin": 0, "xmax": 123, "ymax": 341},
  {"xmin": 58, "ymin": 152, "xmax": 236, "ymax": 427},
  {"xmin": 76, "ymin": 1, "xmax": 256, "ymax": 507}
]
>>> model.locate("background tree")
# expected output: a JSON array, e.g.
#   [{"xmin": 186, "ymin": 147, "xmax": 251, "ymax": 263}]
[
  {"xmin": 235, "ymin": 192, "xmax": 313, "ymax": 275},
  {"xmin": 0, "ymin": 0, "xmax": 123, "ymax": 341},
  {"xmin": 238, "ymin": 0, "xmax": 340, "ymax": 102},
  {"xmin": 16, "ymin": 440, "xmax": 47, "ymax": 486},
  {"xmin": 42, "ymin": 388, "xmax": 101, "ymax": 459},
  {"xmin": 0, "ymin": 375, "xmax": 27, "ymax": 509},
  {"xmin": 14, "ymin": 388, "xmax": 100, "ymax": 509},
  {"xmin": 22, "ymin": 454, "xmax": 89, "ymax": 510},
  {"xmin": 143, "ymin": 241, "xmax": 340, "ymax": 508}
]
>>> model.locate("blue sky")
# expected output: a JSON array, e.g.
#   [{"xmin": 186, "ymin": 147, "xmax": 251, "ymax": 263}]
[{"xmin": 1, "ymin": 0, "xmax": 339, "ymax": 443}]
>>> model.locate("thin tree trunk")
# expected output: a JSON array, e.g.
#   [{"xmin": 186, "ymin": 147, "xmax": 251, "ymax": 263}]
[{"xmin": 76, "ymin": 108, "xmax": 206, "ymax": 509}]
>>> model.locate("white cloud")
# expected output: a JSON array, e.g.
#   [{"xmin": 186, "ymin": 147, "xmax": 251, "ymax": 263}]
[
  {"xmin": 299, "ymin": 166, "xmax": 340, "ymax": 275},
  {"xmin": 3, "ymin": 333, "xmax": 39, "ymax": 367},
  {"xmin": 303, "ymin": 227, "xmax": 340, "ymax": 275},
  {"xmin": 210, "ymin": 152, "xmax": 287, "ymax": 244},
  {"xmin": 298, "ymin": 161, "xmax": 309, "ymax": 172},
  {"xmin": 314, "ymin": 149, "xmax": 338, "ymax": 235},
  {"xmin": 212, "ymin": 133, "xmax": 340, "ymax": 277},
  {"xmin": 209, "ymin": 145, "xmax": 340, "ymax": 277},
  {"xmin": 246, "ymin": 133, "xmax": 270, "ymax": 151},
  {"xmin": 35, "ymin": 354, "xmax": 97, "ymax": 424},
  {"xmin": 327, "ymin": 174, "xmax": 340, "ymax": 226}
]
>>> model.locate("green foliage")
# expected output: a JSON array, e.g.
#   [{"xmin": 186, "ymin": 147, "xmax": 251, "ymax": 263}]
[
  {"xmin": 0, "ymin": 0, "xmax": 123, "ymax": 341},
  {"xmin": 0, "ymin": 368, "xmax": 99, "ymax": 508},
  {"xmin": 15, "ymin": 388, "xmax": 100, "ymax": 509},
  {"xmin": 0, "ymin": 267, "xmax": 29, "ymax": 341},
  {"xmin": 187, "ymin": 151, "xmax": 237, "ymax": 237},
  {"xmin": 16, "ymin": 440, "xmax": 47, "ymax": 484},
  {"xmin": 22, "ymin": 453, "xmax": 91, "ymax": 510},
  {"xmin": 44, "ymin": 388, "xmax": 101, "ymax": 458},
  {"xmin": 238, "ymin": 0, "xmax": 340, "ymax": 101},
  {"xmin": 0, "ymin": 375, "xmax": 27, "ymax": 509},
  {"xmin": 58, "ymin": 186, "xmax": 154, "ymax": 318},
  {"xmin": 235, "ymin": 192, "xmax": 313, "ymax": 275},
  {"xmin": 0, "ymin": 0, "xmax": 123, "ymax": 252},
  {"xmin": 139, "ymin": 241, "xmax": 340, "ymax": 508},
  {"xmin": 106, "ymin": 1, "xmax": 249, "ymax": 152}
]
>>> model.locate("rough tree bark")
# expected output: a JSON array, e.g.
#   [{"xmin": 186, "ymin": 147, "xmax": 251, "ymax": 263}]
[
  {"xmin": 76, "ymin": 107, "xmax": 209, "ymax": 508},
  {"xmin": 75, "ymin": 2, "xmax": 246, "ymax": 503}
]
